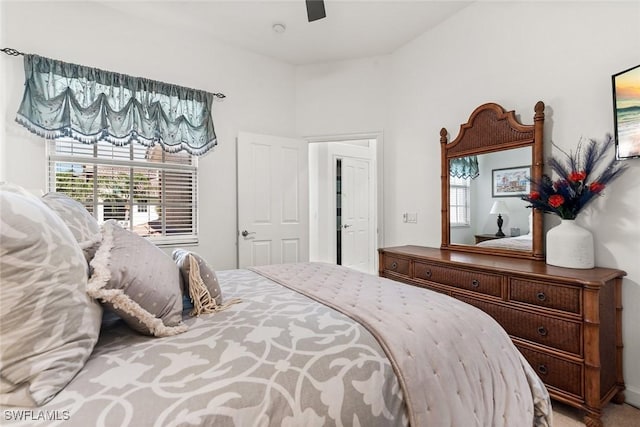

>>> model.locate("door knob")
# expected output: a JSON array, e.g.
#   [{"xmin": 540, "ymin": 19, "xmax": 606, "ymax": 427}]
[
  {"xmin": 342, "ymin": 224, "xmax": 352, "ymax": 229},
  {"xmin": 241, "ymin": 230, "xmax": 255, "ymax": 237}
]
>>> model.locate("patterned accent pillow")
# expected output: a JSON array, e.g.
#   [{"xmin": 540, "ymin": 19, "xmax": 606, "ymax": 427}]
[
  {"xmin": 0, "ymin": 184, "xmax": 102, "ymax": 407},
  {"xmin": 172, "ymin": 249, "xmax": 224, "ymax": 316},
  {"xmin": 88, "ymin": 220, "xmax": 186, "ymax": 336},
  {"xmin": 41, "ymin": 192, "xmax": 101, "ymax": 261}
]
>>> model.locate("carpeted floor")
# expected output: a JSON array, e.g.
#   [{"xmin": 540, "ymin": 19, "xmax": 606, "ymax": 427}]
[{"xmin": 553, "ymin": 401, "xmax": 640, "ymax": 426}]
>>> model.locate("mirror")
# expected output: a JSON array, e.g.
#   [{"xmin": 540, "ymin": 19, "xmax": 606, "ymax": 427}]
[
  {"xmin": 440, "ymin": 102, "xmax": 545, "ymax": 260},
  {"xmin": 449, "ymin": 147, "xmax": 532, "ymax": 246}
]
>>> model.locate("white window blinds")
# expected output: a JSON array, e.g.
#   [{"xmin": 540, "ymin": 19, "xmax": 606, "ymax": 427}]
[
  {"xmin": 449, "ymin": 176, "xmax": 471, "ymax": 227},
  {"xmin": 47, "ymin": 139, "xmax": 198, "ymax": 246}
]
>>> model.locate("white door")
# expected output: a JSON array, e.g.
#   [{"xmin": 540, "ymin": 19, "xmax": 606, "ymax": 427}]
[
  {"xmin": 339, "ymin": 156, "xmax": 372, "ymax": 273},
  {"xmin": 237, "ymin": 132, "xmax": 309, "ymax": 268}
]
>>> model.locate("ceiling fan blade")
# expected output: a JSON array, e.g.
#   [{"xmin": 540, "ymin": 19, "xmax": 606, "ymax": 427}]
[{"xmin": 306, "ymin": 0, "xmax": 326, "ymax": 22}]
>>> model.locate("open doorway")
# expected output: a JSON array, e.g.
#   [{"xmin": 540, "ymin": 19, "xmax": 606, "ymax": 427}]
[{"xmin": 308, "ymin": 136, "xmax": 382, "ymax": 274}]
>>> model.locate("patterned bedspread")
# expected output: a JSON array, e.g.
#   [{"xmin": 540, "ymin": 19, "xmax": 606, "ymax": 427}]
[
  {"xmin": 2, "ymin": 269, "xmax": 406, "ymax": 427},
  {"xmin": 2, "ymin": 264, "xmax": 552, "ymax": 427}
]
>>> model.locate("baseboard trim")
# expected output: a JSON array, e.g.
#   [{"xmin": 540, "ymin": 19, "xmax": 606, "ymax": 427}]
[{"xmin": 624, "ymin": 385, "xmax": 640, "ymax": 409}]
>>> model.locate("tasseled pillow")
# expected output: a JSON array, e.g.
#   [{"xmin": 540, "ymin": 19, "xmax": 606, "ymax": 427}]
[{"xmin": 172, "ymin": 249, "xmax": 241, "ymax": 316}]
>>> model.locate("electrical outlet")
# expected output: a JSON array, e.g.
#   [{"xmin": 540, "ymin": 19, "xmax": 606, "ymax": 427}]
[{"xmin": 407, "ymin": 213, "xmax": 418, "ymax": 223}]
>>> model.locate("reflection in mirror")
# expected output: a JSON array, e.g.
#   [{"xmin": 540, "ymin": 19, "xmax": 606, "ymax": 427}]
[{"xmin": 449, "ymin": 147, "xmax": 532, "ymax": 251}]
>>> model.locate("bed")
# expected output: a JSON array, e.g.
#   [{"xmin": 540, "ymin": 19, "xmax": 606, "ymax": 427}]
[
  {"xmin": 476, "ymin": 234, "xmax": 533, "ymax": 251},
  {"xmin": 477, "ymin": 214, "xmax": 534, "ymax": 251},
  {"xmin": 0, "ymin": 184, "xmax": 552, "ymax": 427}
]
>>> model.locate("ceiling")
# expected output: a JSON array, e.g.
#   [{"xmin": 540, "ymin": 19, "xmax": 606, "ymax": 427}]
[{"xmin": 97, "ymin": 0, "xmax": 473, "ymax": 65}]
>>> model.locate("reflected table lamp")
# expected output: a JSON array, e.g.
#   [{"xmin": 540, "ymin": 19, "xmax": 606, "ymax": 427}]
[{"xmin": 489, "ymin": 201, "xmax": 509, "ymax": 237}]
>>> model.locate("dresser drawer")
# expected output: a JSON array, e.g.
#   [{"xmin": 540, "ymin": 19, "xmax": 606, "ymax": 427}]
[
  {"xmin": 414, "ymin": 261, "xmax": 502, "ymax": 298},
  {"xmin": 510, "ymin": 278, "xmax": 581, "ymax": 314},
  {"xmin": 382, "ymin": 255, "xmax": 410, "ymax": 277},
  {"xmin": 458, "ymin": 297, "xmax": 582, "ymax": 355},
  {"xmin": 517, "ymin": 345, "xmax": 583, "ymax": 397}
]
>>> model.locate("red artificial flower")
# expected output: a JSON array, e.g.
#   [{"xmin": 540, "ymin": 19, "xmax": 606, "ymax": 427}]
[
  {"xmin": 548, "ymin": 194, "xmax": 565, "ymax": 208},
  {"xmin": 528, "ymin": 191, "xmax": 541, "ymax": 200},
  {"xmin": 568, "ymin": 171, "xmax": 587, "ymax": 182},
  {"xmin": 589, "ymin": 182, "xmax": 605, "ymax": 193}
]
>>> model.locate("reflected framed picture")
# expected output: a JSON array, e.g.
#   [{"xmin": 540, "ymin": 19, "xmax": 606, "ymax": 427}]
[
  {"xmin": 492, "ymin": 166, "xmax": 530, "ymax": 197},
  {"xmin": 612, "ymin": 64, "xmax": 640, "ymax": 160}
]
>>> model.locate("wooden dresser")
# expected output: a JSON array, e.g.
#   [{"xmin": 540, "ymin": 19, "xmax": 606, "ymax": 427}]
[{"xmin": 378, "ymin": 245, "xmax": 625, "ymax": 427}]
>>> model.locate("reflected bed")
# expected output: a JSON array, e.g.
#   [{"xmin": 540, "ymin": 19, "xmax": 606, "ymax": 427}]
[{"xmin": 476, "ymin": 234, "xmax": 533, "ymax": 251}]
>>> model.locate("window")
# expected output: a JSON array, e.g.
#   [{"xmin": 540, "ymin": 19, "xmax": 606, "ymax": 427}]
[
  {"xmin": 450, "ymin": 176, "xmax": 471, "ymax": 227},
  {"xmin": 48, "ymin": 139, "xmax": 198, "ymax": 246}
]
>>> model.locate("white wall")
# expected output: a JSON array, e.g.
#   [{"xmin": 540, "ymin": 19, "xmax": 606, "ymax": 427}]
[
  {"xmin": 0, "ymin": 1, "xmax": 297, "ymax": 270},
  {"xmin": 297, "ymin": 1, "xmax": 640, "ymax": 408},
  {"xmin": 296, "ymin": 56, "xmax": 389, "ymax": 137}
]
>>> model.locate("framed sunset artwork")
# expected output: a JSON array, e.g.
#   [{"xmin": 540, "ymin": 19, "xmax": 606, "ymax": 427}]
[{"xmin": 612, "ymin": 64, "xmax": 640, "ymax": 159}]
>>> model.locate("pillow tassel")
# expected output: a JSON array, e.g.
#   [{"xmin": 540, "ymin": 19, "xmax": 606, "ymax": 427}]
[{"xmin": 188, "ymin": 254, "xmax": 241, "ymax": 316}]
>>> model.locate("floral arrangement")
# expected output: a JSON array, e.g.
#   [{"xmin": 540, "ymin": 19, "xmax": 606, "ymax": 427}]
[{"xmin": 522, "ymin": 134, "xmax": 627, "ymax": 220}]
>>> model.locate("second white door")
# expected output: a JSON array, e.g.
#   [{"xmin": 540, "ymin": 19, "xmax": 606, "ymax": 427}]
[{"xmin": 339, "ymin": 156, "xmax": 373, "ymax": 273}]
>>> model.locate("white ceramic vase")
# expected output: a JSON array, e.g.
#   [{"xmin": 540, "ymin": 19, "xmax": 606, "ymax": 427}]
[{"xmin": 546, "ymin": 219, "xmax": 594, "ymax": 269}]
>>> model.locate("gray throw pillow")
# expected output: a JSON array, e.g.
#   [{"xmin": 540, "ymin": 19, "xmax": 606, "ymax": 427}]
[
  {"xmin": 41, "ymin": 192, "xmax": 101, "ymax": 262},
  {"xmin": 87, "ymin": 220, "xmax": 186, "ymax": 336},
  {"xmin": 0, "ymin": 184, "xmax": 102, "ymax": 407},
  {"xmin": 172, "ymin": 249, "xmax": 224, "ymax": 316}
]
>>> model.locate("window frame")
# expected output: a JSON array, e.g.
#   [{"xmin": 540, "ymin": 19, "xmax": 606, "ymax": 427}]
[
  {"xmin": 47, "ymin": 139, "xmax": 199, "ymax": 247},
  {"xmin": 449, "ymin": 176, "xmax": 471, "ymax": 227}
]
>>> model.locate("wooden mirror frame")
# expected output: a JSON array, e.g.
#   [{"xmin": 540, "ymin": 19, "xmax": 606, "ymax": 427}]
[{"xmin": 440, "ymin": 101, "xmax": 545, "ymax": 260}]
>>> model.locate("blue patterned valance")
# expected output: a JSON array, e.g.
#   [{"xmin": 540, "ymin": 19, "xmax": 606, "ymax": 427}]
[
  {"xmin": 16, "ymin": 54, "xmax": 219, "ymax": 155},
  {"xmin": 450, "ymin": 156, "xmax": 479, "ymax": 179}
]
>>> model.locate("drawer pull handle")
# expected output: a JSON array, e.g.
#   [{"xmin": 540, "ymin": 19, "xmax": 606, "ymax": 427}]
[
  {"xmin": 537, "ymin": 326, "xmax": 548, "ymax": 337},
  {"xmin": 536, "ymin": 292, "xmax": 547, "ymax": 302},
  {"xmin": 471, "ymin": 279, "xmax": 480, "ymax": 288},
  {"xmin": 537, "ymin": 364, "xmax": 548, "ymax": 375},
  {"xmin": 391, "ymin": 262, "xmax": 398, "ymax": 270},
  {"xmin": 425, "ymin": 269, "xmax": 432, "ymax": 278}
]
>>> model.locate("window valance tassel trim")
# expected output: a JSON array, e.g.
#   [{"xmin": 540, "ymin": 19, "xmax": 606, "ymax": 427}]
[
  {"xmin": 15, "ymin": 116, "xmax": 219, "ymax": 156},
  {"xmin": 449, "ymin": 156, "xmax": 480, "ymax": 180},
  {"xmin": 12, "ymin": 53, "xmax": 223, "ymax": 156}
]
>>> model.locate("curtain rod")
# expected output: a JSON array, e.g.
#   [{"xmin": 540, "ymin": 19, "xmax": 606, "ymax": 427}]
[
  {"xmin": 1, "ymin": 47, "xmax": 226, "ymax": 99},
  {"xmin": 1, "ymin": 47, "xmax": 24, "ymax": 56}
]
